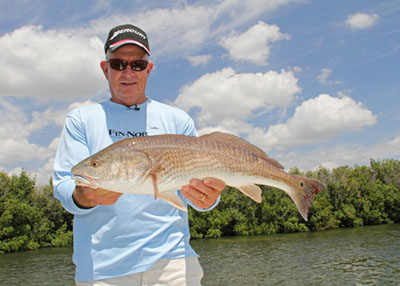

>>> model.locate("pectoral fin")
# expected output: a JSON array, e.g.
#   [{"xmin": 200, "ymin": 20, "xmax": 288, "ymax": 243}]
[
  {"xmin": 238, "ymin": 184, "xmax": 262, "ymax": 203},
  {"xmin": 158, "ymin": 192, "xmax": 188, "ymax": 211},
  {"xmin": 150, "ymin": 172, "xmax": 160, "ymax": 199},
  {"xmin": 149, "ymin": 164, "xmax": 166, "ymax": 200}
]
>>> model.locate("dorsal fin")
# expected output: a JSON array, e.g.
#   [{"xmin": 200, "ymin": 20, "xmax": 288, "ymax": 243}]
[{"xmin": 200, "ymin": 132, "xmax": 284, "ymax": 169}]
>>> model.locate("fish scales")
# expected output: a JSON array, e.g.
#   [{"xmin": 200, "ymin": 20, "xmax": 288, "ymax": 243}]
[
  {"xmin": 143, "ymin": 138, "xmax": 266, "ymax": 189},
  {"xmin": 72, "ymin": 132, "xmax": 325, "ymax": 220},
  {"xmin": 140, "ymin": 135, "xmax": 266, "ymax": 176}
]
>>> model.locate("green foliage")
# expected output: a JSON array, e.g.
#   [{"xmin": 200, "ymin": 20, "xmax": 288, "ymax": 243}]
[
  {"xmin": 189, "ymin": 159, "xmax": 400, "ymax": 239},
  {"xmin": 0, "ymin": 170, "xmax": 73, "ymax": 253},
  {"xmin": 51, "ymin": 223, "xmax": 73, "ymax": 247}
]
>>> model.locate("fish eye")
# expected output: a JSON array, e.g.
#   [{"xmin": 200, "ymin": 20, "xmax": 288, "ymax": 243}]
[{"xmin": 90, "ymin": 160, "xmax": 99, "ymax": 167}]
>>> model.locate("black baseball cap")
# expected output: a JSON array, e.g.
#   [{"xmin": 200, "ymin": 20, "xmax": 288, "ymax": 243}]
[{"xmin": 104, "ymin": 24, "xmax": 150, "ymax": 55}]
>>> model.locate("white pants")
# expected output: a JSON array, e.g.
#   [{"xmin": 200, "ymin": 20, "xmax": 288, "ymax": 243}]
[{"xmin": 75, "ymin": 257, "xmax": 204, "ymax": 286}]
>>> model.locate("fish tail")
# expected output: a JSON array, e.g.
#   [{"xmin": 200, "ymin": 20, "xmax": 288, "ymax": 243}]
[{"xmin": 289, "ymin": 175, "xmax": 325, "ymax": 221}]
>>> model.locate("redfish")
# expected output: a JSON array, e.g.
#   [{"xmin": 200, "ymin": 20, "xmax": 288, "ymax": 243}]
[{"xmin": 72, "ymin": 132, "xmax": 324, "ymax": 220}]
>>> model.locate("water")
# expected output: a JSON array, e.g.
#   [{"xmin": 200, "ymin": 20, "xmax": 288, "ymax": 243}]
[
  {"xmin": 0, "ymin": 247, "xmax": 75, "ymax": 285},
  {"xmin": 0, "ymin": 224, "xmax": 399, "ymax": 285},
  {"xmin": 194, "ymin": 224, "xmax": 400, "ymax": 285}
]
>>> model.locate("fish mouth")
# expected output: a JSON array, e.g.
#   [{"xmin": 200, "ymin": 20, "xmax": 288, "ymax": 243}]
[{"xmin": 72, "ymin": 174, "xmax": 99, "ymax": 189}]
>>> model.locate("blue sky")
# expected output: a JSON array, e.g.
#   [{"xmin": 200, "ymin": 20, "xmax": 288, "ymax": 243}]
[{"xmin": 1, "ymin": 0, "xmax": 399, "ymax": 185}]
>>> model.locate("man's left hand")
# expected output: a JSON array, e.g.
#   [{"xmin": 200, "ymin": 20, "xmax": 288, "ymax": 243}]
[{"xmin": 181, "ymin": 177, "xmax": 225, "ymax": 209}]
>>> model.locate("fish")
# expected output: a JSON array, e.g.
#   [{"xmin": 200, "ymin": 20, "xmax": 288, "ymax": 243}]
[{"xmin": 71, "ymin": 132, "xmax": 325, "ymax": 221}]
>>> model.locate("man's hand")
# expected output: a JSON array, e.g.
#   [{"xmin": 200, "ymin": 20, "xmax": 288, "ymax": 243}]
[
  {"xmin": 73, "ymin": 186, "xmax": 123, "ymax": 209},
  {"xmin": 181, "ymin": 177, "xmax": 225, "ymax": 209}
]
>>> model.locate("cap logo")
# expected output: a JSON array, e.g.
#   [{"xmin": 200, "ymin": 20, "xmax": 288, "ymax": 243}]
[{"xmin": 110, "ymin": 28, "xmax": 147, "ymax": 41}]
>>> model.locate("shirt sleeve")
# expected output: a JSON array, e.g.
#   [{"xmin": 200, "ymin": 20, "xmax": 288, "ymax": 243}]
[
  {"xmin": 188, "ymin": 195, "xmax": 221, "ymax": 212},
  {"xmin": 53, "ymin": 111, "xmax": 98, "ymax": 215}
]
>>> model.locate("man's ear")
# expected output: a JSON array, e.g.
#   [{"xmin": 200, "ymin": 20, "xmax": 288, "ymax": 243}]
[
  {"xmin": 100, "ymin": 61, "xmax": 109, "ymax": 80},
  {"xmin": 147, "ymin": 61, "xmax": 154, "ymax": 76}
]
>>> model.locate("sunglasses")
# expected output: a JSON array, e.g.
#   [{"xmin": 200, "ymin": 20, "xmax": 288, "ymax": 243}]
[{"xmin": 107, "ymin": 59, "xmax": 149, "ymax": 71}]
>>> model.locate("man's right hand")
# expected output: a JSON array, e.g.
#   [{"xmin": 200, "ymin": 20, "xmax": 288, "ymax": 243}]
[{"xmin": 73, "ymin": 186, "xmax": 123, "ymax": 208}]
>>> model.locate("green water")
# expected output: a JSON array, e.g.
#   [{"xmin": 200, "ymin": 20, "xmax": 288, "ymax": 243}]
[{"xmin": 1, "ymin": 224, "xmax": 399, "ymax": 285}]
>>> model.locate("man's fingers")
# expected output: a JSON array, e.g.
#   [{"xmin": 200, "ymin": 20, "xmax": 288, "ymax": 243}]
[
  {"xmin": 181, "ymin": 184, "xmax": 210, "ymax": 208},
  {"xmin": 79, "ymin": 187, "xmax": 122, "ymax": 205},
  {"xmin": 181, "ymin": 178, "xmax": 225, "ymax": 209},
  {"xmin": 202, "ymin": 177, "xmax": 225, "ymax": 193}
]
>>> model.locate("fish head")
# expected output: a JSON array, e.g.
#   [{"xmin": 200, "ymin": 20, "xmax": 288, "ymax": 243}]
[{"xmin": 71, "ymin": 145, "xmax": 152, "ymax": 191}]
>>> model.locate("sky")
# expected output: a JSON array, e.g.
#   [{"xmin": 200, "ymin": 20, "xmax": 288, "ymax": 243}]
[{"xmin": 0, "ymin": 0, "xmax": 399, "ymax": 186}]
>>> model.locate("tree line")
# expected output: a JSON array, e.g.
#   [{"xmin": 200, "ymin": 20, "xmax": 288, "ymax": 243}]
[
  {"xmin": 1, "ymin": 159, "xmax": 399, "ymax": 253},
  {"xmin": 0, "ymin": 173, "xmax": 73, "ymax": 253}
]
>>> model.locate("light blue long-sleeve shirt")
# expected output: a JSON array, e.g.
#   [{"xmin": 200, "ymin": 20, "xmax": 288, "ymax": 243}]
[{"xmin": 53, "ymin": 99, "xmax": 218, "ymax": 281}]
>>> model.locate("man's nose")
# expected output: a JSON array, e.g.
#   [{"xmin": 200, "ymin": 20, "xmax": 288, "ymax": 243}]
[{"xmin": 122, "ymin": 66, "xmax": 137, "ymax": 76}]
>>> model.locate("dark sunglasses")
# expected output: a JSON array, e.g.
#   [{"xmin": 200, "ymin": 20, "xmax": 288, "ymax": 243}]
[{"xmin": 107, "ymin": 59, "xmax": 149, "ymax": 71}]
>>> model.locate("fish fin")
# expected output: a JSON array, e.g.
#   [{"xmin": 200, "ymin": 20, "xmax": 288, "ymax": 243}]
[
  {"xmin": 264, "ymin": 158, "xmax": 284, "ymax": 169},
  {"xmin": 288, "ymin": 175, "xmax": 325, "ymax": 221},
  {"xmin": 158, "ymin": 192, "xmax": 187, "ymax": 212},
  {"xmin": 150, "ymin": 172, "xmax": 160, "ymax": 200},
  {"xmin": 238, "ymin": 184, "xmax": 262, "ymax": 203},
  {"xmin": 200, "ymin": 132, "xmax": 284, "ymax": 169}
]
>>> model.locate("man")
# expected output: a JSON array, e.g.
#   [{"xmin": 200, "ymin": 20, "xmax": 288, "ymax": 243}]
[{"xmin": 53, "ymin": 24, "xmax": 225, "ymax": 286}]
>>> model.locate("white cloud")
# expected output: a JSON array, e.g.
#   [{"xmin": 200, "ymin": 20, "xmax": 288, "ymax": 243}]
[
  {"xmin": 291, "ymin": 66, "xmax": 303, "ymax": 73},
  {"xmin": 337, "ymin": 89, "xmax": 354, "ymax": 98},
  {"xmin": 186, "ymin": 54, "xmax": 213, "ymax": 66},
  {"xmin": 215, "ymin": 0, "xmax": 296, "ymax": 29},
  {"xmin": 276, "ymin": 134, "xmax": 400, "ymax": 171},
  {"xmin": 0, "ymin": 25, "xmax": 106, "ymax": 102},
  {"xmin": 344, "ymin": 13, "xmax": 380, "ymax": 30},
  {"xmin": 0, "ymin": 138, "xmax": 46, "ymax": 163},
  {"xmin": 0, "ymin": 99, "xmax": 96, "ymax": 142},
  {"xmin": 219, "ymin": 21, "xmax": 290, "ymax": 65},
  {"xmin": 248, "ymin": 94, "xmax": 377, "ymax": 151},
  {"xmin": 0, "ymin": 99, "xmax": 96, "ymax": 184},
  {"xmin": 0, "ymin": 140, "xmax": 57, "ymax": 186},
  {"xmin": 53, "ymin": 100, "xmax": 97, "ymax": 126},
  {"xmin": 89, "ymin": 0, "xmax": 297, "ymax": 59},
  {"xmin": 0, "ymin": 99, "xmax": 50, "ymax": 140},
  {"xmin": 34, "ymin": 137, "xmax": 60, "ymax": 185},
  {"xmin": 0, "ymin": 0, "xmax": 297, "ymax": 104},
  {"xmin": 0, "ymin": 100, "xmax": 54, "ymax": 177},
  {"xmin": 367, "ymin": 134, "xmax": 400, "ymax": 160},
  {"xmin": 175, "ymin": 68, "xmax": 301, "ymax": 129},
  {"xmin": 136, "ymin": 6, "xmax": 215, "ymax": 58},
  {"xmin": 317, "ymin": 68, "xmax": 342, "ymax": 85}
]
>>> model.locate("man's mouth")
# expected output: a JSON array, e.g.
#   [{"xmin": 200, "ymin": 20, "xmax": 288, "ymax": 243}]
[{"xmin": 121, "ymin": 82, "xmax": 137, "ymax": 86}]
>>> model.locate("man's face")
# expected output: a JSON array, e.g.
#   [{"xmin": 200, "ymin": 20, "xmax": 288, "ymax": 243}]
[{"xmin": 100, "ymin": 45, "xmax": 153, "ymax": 107}]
